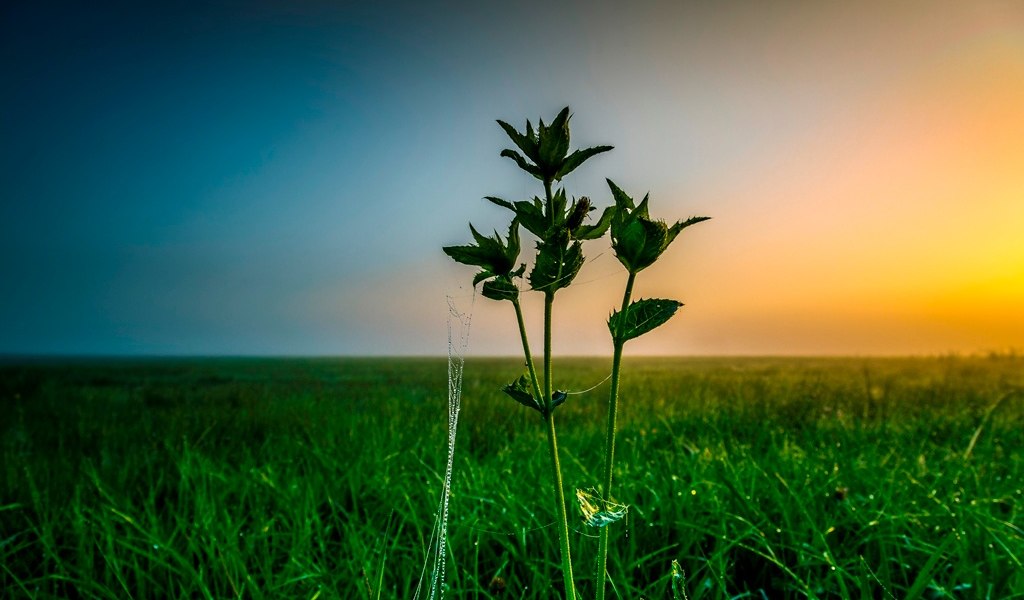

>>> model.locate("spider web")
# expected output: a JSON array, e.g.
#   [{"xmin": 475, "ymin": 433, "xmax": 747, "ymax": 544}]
[{"xmin": 413, "ymin": 290, "xmax": 473, "ymax": 600}]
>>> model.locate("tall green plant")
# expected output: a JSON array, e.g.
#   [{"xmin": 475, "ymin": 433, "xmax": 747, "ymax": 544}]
[
  {"xmin": 444, "ymin": 107, "xmax": 708, "ymax": 597},
  {"xmin": 594, "ymin": 180, "xmax": 709, "ymax": 599},
  {"xmin": 444, "ymin": 107, "xmax": 611, "ymax": 599}
]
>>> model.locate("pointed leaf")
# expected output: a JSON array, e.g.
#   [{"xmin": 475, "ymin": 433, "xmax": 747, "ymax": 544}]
[
  {"xmin": 486, "ymin": 196, "xmax": 547, "ymax": 237},
  {"xmin": 470, "ymin": 223, "xmax": 517, "ymax": 274},
  {"xmin": 442, "ymin": 244, "xmax": 499, "ymax": 270},
  {"xmin": 506, "ymin": 218, "xmax": 521, "ymax": 263},
  {"xmin": 555, "ymin": 145, "xmax": 614, "ymax": 181},
  {"xmin": 499, "ymin": 149, "xmax": 543, "ymax": 179},
  {"xmin": 517, "ymin": 199, "xmax": 549, "ymax": 237},
  {"xmin": 444, "ymin": 221, "xmax": 520, "ymax": 277},
  {"xmin": 552, "ymin": 106, "xmax": 571, "ymax": 129},
  {"xmin": 468, "ymin": 223, "xmax": 492, "ymax": 248},
  {"xmin": 574, "ymin": 204, "xmax": 614, "ymax": 241},
  {"xmin": 607, "ymin": 179, "xmax": 636, "ymax": 211},
  {"xmin": 484, "ymin": 196, "xmax": 515, "ymax": 211},
  {"xmin": 539, "ymin": 107, "xmax": 572, "ymax": 170},
  {"xmin": 609, "ymin": 298, "xmax": 683, "ymax": 344},
  {"xmin": 665, "ymin": 215, "xmax": 712, "ymax": 247},
  {"xmin": 548, "ymin": 187, "xmax": 568, "ymax": 229},
  {"xmin": 496, "ymin": 120, "xmax": 539, "ymax": 163}
]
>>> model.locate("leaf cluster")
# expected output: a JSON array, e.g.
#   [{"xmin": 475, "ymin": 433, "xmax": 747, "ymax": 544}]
[
  {"xmin": 608, "ymin": 179, "xmax": 710, "ymax": 274},
  {"xmin": 454, "ymin": 107, "xmax": 616, "ymax": 298},
  {"xmin": 443, "ymin": 108, "xmax": 711, "ymax": 420},
  {"xmin": 497, "ymin": 107, "xmax": 613, "ymax": 183},
  {"xmin": 485, "ymin": 190, "xmax": 612, "ymax": 243},
  {"xmin": 442, "ymin": 220, "xmax": 525, "ymax": 301}
]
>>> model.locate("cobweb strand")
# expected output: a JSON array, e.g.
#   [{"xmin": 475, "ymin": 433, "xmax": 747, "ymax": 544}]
[{"xmin": 413, "ymin": 290, "xmax": 474, "ymax": 600}]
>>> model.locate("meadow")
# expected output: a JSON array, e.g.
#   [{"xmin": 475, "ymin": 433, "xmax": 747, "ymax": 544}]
[{"xmin": 1, "ymin": 355, "xmax": 1021, "ymax": 599}]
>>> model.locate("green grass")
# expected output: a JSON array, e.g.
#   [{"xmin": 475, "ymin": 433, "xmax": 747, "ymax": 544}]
[{"xmin": 1, "ymin": 355, "xmax": 1022, "ymax": 598}]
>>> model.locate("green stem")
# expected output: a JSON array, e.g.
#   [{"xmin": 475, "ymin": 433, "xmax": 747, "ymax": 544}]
[
  {"xmin": 510, "ymin": 278, "xmax": 575, "ymax": 600},
  {"xmin": 595, "ymin": 270, "xmax": 636, "ymax": 600},
  {"xmin": 542, "ymin": 175, "xmax": 577, "ymax": 599},
  {"xmin": 546, "ymin": 290, "xmax": 577, "ymax": 599},
  {"xmin": 544, "ymin": 179, "xmax": 554, "ymax": 225},
  {"xmin": 511, "ymin": 298, "xmax": 543, "ymax": 407},
  {"xmin": 546, "ymin": 404, "xmax": 576, "ymax": 598}
]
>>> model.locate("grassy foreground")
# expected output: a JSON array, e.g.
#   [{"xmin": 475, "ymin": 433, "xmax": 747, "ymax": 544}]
[{"xmin": 1, "ymin": 355, "xmax": 1022, "ymax": 598}]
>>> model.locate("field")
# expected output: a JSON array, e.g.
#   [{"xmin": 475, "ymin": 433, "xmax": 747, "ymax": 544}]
[{"xmin": 1, "ymin": 355, "xmax": 1022, "ymax": 599}]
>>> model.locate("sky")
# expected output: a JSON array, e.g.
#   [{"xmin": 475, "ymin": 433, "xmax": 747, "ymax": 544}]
[{"xmin": 2, "ymin": 1, "xmax": 1022, "ymax": 356}]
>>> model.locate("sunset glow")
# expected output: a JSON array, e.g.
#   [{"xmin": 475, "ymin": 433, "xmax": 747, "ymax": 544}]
[{"xmin": 2, "ymin": 1, "xmax": 1022, "ymax": 355}]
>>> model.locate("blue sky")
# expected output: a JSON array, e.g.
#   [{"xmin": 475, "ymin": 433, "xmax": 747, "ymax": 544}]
[{"xmin": 3, "ymin": 1, "xmax": 1022, "ymax": 355}]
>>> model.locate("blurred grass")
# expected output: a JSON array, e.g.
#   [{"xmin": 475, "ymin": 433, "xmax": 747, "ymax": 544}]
[{"xmin": 1, "ymin": 355, "xmax": 1022, "ymax": 598}]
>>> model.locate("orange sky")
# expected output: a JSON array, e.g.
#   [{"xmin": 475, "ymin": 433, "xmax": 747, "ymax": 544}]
[
  {"xmin": 677, "ymin": 22, "xmax": 1024, "ymax": 355},
  {"xmin": 437, "ymin": 2, "xmax": 1024, "ymax": 356}
]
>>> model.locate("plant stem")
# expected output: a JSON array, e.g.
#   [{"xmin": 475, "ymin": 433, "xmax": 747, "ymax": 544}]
[
  {"xmin": 546, "ymin": 408, "xmax": 576, "ymax": 598},
  {"xmin": 511, "ymin": 298, "xmax": 543, "ymax": 407},
  {"xmin": 595, "ymin": 270, "xmax": 636, "ymax": 600},
  {"xmin": 511, "ymin": 292, "xmax": 576, "ymax": 600},
  {"xmin": 537, "ymin": 175, "xmax": 577, "ymax": 599},
  {"xmin": 543, "ymin": 291, "xmax": 577, "ymax": 599}
]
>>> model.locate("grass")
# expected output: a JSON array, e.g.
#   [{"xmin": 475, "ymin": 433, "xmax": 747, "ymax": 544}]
[{"xmin": 1, "ymin": 355, "xmax": 1022, "ymax": 598}]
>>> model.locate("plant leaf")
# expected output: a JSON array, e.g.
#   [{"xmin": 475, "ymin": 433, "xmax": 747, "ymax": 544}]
[
  {"xmin": 442, "ymin": 243, "xmax": 499, "ymax": 270},
  {"xmin": 472, "ymin": 270, "xmax": 495, "ymax": 286},
  {"xmin": 504, "ymin": 218, "xmax": 521, "ymax": 266},
  {"xmin": 555, "ymin": 145, "xmax": 614, "ymax": 181},
  {"xmin": 546, "ymin": 187, "xmax": 569, "ymax": 233},
  {"xmin": 609, "ymin": 298, "xmax": 683, "ymax": 344},
  {"xmin": 607, "ymin": 179, "xmax": 636, "ymax": 211},
  {"xmin": 481, "ymin": 275, "xmax": 519, "ymax": 302},
  {"xmin": 665, "ymin": 215, "xmax": 712, "ymax": 247},
  {"xmin": 550, "ymin": 390, "xmax": 568, "ymax": 411},
  {"xmin": 503, "ymin": 373, "xmax": 541, "ymax": 412},
  {"xmin": 573, "ymin": 204, "xmax": 614, "ymax": 241},
  {"xmin": 529, "ymin": 238, "xmax": 584, "ymax": 294},
  {"xmin": 496, "ymin": 119, "xmax": 539, "ymax": 163},
  {"xmin": 539, "ymin": 107, "xmax": 572, "ymax": 171},
  {"xmin": 444, "ymin": 220, "xmax": 521, "ymax": 289},
  {"xmin": 483, "ymin": 196, "xmax": 515, "ymax": 211},
  {"xmin": 499, "ymin": 149, "xmax": 543, "ymax": 180},
  {"xmin": 486, "ymin": 196, "xmax": 547, "ymax": 238}
]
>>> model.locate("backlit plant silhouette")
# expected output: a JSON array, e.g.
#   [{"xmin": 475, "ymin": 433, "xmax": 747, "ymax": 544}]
[{"xmin": 444, "ymin": 107, "xmax": 708, "ymax": 598}]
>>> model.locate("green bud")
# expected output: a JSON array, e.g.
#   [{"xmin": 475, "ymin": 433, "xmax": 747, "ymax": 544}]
[{"xmin": 607, "ymin": 179, "xmax": 709, "ymax": 273}]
